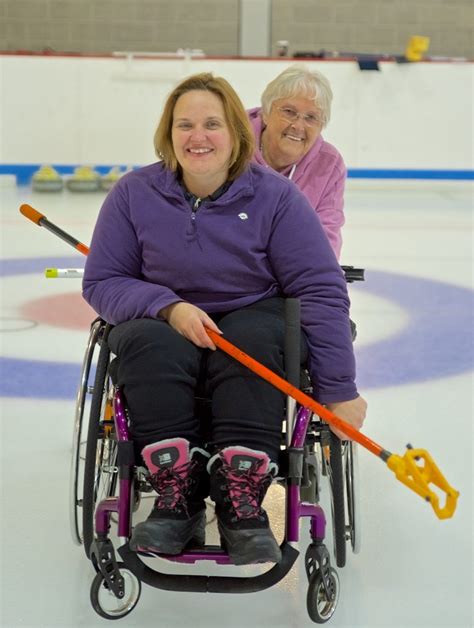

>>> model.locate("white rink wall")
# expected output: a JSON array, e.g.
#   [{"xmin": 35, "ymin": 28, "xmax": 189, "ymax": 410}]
[{"xmin": 1, "ymin": 54, "xmax": 473, "ymax": 171}]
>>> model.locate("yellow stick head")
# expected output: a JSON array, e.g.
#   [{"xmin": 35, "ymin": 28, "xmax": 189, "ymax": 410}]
[{"xmin": 386, "ymin": 447, "xmax": 459, "ymax": 519}]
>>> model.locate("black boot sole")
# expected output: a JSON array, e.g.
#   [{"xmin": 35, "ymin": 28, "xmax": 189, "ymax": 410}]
[
  {"xmin": 130, "ymin": 509, "xmax": 206, "ymax": 554},
  {"xmin": 218, "ymin": 523, "xmax": 282, "ymax": 565}
]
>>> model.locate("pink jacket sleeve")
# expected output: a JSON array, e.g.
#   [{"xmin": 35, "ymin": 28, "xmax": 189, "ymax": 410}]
[{"xmin": 313, "ymin": 160, "xmax": 346, "ymax": 260}]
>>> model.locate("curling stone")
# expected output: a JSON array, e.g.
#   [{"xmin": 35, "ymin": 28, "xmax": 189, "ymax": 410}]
[
  {"xmin": 66, "ymin": 166, "xmax": 100, "ymax": 192},
  {"xmin": 100, "ymin": 166, "xmax": 123, "ymax": 191},
  {"xmin": 31, "ymin": 165, "xmax": 64, "ymax": 192}
]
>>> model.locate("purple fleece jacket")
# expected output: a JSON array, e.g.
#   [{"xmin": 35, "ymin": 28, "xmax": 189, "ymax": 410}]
[
  {"xmin": 82, "ymin": 161, "xmax": 358, "ymax": 403},
  {"xmin": 248, "ymin": 107, "xmax": 346, "ymax": 259}
]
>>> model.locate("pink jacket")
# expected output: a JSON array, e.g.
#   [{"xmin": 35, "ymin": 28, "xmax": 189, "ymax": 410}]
[{"xmin": 248, "ymin": 107, "xmax": 346, "ymax": 259}]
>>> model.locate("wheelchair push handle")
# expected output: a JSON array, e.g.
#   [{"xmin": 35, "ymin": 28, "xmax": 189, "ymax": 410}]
[
  {"xmin": 340, "ymin": 265, "xmax": 365, "ymax": 282},
  {"xmin": 205, "ymin": 327, "xmax": 459, "ymax": 520}
]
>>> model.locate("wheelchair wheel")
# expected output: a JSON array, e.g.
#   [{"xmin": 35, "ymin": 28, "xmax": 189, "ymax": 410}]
[
  {"xmin": 69, "ymin": 320, "xmax": 103, "ymax": 546},
  {"xmin": 306, "ymin": 567, "xmax": 339, "ymax": 623},
  {"xmin": 325, "ymin": 432, "xmax": 346, "ymax": 568},
  {"xmin": 82, "ymin": 336, "xmax": 118, "ymax": 558},
  {"xmin": 90, "ymin": 562, "xmax": 141, "ymax": 620},
  {"xmin": 344, "ymin": 441, "xmax": 361, "ymax": 553}
]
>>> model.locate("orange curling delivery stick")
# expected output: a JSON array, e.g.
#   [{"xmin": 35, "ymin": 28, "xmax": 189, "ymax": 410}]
[
  {"xmin": 20, "ymin": 204, "xmax": 90, "ymax": 256},
  {"xmin": 206, "ymin": 329, "xmax": 379, "ymax": 452},
  {"xmin": 204, "ymin": 329, "xmax": 459, "ymax": 519},
  {"xmin": 19, "ymin": 203, "xmax": 459, "ymax": 519}
]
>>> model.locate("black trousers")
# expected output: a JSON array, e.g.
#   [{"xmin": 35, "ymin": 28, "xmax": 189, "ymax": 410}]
[{"xmin": 108, "ymin": 297, "xmax": 308, "ymax": 462}]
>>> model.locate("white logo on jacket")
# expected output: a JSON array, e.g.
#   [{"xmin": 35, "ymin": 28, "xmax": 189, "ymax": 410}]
[{"xmin": 238, "ymin": 213, "xmax": 248, "ymax": 220}]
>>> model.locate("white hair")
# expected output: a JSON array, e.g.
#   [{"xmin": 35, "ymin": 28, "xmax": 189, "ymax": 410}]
[{"xmin": 261, "ymin": 64, "xmax": 333, "ymax": 127}]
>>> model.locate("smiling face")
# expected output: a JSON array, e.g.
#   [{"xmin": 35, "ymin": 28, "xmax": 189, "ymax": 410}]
[
  {"xmin": 261, "ymin": 96, "xmax": 323, "ymax": 171},
  {"xmin": 171, "ymin": 89, "xmax": 233, "ymax": 196}
]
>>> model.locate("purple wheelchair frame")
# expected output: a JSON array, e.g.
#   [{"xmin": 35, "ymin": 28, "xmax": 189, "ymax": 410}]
[
  {"xmin": 93, "ymin": 397, "xmax": 326, "ymax": 592},
  {"xmin": 89, "ymin": 298, "xmax": 332, "ymax": 594}
]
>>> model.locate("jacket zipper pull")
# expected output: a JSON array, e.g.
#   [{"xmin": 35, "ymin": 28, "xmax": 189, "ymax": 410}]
[
  {"xmin": 189, "ymin": 197, "xmax": 201, "ymax": 237},
  {"xmin": 191, "ymin": 197, "xmax": 201, "ymax": 221},
  {"xmin": 191, "ymin": 198, "xmax": 201, "ymax": 228}
]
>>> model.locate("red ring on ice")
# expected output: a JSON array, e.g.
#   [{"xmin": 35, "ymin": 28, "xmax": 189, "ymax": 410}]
[{"xmin": 20, "ymin": 292, "xmax": 97, "ymax": 330}]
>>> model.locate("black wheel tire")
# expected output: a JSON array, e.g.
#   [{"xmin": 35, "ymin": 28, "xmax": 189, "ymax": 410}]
[
  {"xmin": 306, "ymin": 567, "xmax": 339, "ymax": 624},
  {"xmin": 328, "ymin": 432, "xmax": 346, "ymax": 568},
  {"xmin": 70, "ymin": 322, "xmax": 102, "ymax": 547},
  {"xmin": 82, "ymin": 339, "xmax": 111, "ymax": 558},
  {"xmin": 90, "ymin": 562, "xmax": 141, "ymax": 620},
  {"xmin": 344, "ymin": 442, "xmax": 361, "ymax": 554}
]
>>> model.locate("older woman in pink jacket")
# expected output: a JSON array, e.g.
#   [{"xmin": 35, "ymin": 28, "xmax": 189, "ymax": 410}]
[{"xmin": 248, "ymin": 64, "xmax": 345, "ymax": 259}]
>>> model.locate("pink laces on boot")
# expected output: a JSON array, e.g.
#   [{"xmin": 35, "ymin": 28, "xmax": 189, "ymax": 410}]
[
  {"xmin": 217, "ymin": 459, "xmax": 272, "ymax": 522},
  {"xmin": 148, "ymin": 459, "xmax": 198, "ymax": 514}
]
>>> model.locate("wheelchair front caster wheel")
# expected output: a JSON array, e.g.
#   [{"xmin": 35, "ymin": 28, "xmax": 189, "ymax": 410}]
[
  {"xmin": 90, "ymin": 562, "xmax": 141, "ymax": 619},
  {"xmin": 306, "ymin": 568, "xmax": 339, "ymax": 624}
]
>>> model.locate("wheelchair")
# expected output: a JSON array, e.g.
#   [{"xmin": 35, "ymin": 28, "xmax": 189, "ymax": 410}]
[{"xmin": 70, "ymin": 268, "xmax": 363, "ymax": 624}]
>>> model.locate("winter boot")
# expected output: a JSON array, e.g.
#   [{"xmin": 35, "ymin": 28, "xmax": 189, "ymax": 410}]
[
  {"xmin": 208, "ymin": 446, "xmax": 282, "ymax": 565},
  {"xmin": 130, "ymin": 437, "xmax": 209, "ymax": 554}
]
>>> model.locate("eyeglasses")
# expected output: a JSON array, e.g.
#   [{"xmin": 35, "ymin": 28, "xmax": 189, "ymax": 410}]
[{"xmin": 276, "ymin": 106, "xmax": 323, "ymax": 127}]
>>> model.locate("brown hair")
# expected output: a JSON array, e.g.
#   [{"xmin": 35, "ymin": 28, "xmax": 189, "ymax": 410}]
[{"xmin": 154, "ymin": 73, "xmax": 255, "ymax": 180}]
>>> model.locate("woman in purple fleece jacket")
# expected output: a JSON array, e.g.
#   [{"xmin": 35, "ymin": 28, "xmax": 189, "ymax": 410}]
[
  {"xmin": 83, "ymin": 73, "xmax": 366, "ymax": 565},
  {"xmin": 248, "ymin": 64, "xmax": 346, "ymax": 259}
]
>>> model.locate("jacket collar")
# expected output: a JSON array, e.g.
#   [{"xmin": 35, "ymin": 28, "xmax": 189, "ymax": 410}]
[{"xmin": 154, "ymin": 162, "xmax": 256, "ymax": 206}]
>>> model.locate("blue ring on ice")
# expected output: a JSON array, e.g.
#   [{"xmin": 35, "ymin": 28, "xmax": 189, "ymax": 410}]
[{"xmin": 1, "ymin": 257, "xmax": 473, "ymax": 398}]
